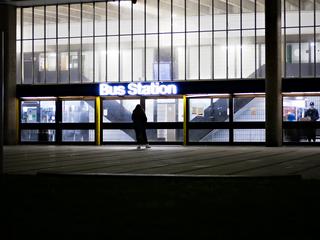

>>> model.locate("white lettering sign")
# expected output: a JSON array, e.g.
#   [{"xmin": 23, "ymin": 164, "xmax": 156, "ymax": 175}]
[{"xmin": 99, "ymin": 82, "xmax": 178, "ymax": 96}]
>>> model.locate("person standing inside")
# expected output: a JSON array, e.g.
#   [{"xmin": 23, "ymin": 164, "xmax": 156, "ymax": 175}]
[
  {"xmin": 304, "ymin": 102, "xmax": 319, "ymax": 142},
  {"xmin": 132, "ymin": 104, "xmax": 151, "ymax": 149}
]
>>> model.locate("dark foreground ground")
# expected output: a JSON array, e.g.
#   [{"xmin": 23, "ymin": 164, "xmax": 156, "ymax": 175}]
[{"xmin": 2, "ymin": 173, "xmax": 320, "ymax": 239}]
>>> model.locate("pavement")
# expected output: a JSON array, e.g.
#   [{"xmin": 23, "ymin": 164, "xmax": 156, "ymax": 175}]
[{"xmin": 3, "ymin": 145, "xmax": 320, "ymax": 179}]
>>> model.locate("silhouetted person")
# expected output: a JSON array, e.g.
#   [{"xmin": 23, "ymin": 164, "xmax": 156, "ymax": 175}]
[
  {"xmin": 304, "ymin": 102, "xmax": 319, "ymax": 142},
  {"xmin": 132, "ymin": 104, "xmax": 150, "ymax": 149}
]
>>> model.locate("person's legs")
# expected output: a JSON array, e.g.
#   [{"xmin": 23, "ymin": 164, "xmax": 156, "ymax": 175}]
[{"xmin": 142, "ymin": 128, "xmax": 151, "ymax": 148}]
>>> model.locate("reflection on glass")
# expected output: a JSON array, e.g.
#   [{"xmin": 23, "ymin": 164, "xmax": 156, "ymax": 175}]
[
  {"xmin": 120, "ymin": 36, "xmax": 132, "ymax": 82},
  {"xmin": 133, "ymin": 35, "xmax": 145, "ymax": 81},
  {"xmin": 23, "ymin": 8, "xmax": 32, "ymax": 39},
  {"xmin": 34, "ymin": 7, "xmax": 44, "ymax": 39},
  {"xmin": 147, "ymin": 129, "xmax": 183, "ymax": 142},
  {"xmin": 82, "ymin": 3, "xmax": 94, "ymax": 36},
  {"xmin": 46, "ymin": 39, "xmax": 57, "ymax": 84},
  {"xmin": 234, "ymin": 129, "xmax": 265, "ymax": 142},
  {"xmin": 62, "ymin": 130, "xmax": 95, "ymax": 142},
  {"xmin": 21, "ymin": 101, "xmax": 56, "ymax": 123},
  {"xmin": 62, "ymin": 100, "xmax": 95, "ymax": 123},
  {"xmin": 70, "ymin": 4, "xmax": 81, "ymax": 37},
  {"xmin": 95, "ymin": 2, "xmax": 106, "ymax": 36},
  {"xmin": 46, "ymin": 6, "xmax": 56, "ymax": 38},
  {"xmin": 21, "ymin": 129, "xmax": 56, "ymax": 142},
  {"xmin": 22, "ymin": 40, "xmax": 33, "ymax": 84},
  {"xmin": 58, "ymin": 39, "xmax": 69, "ymax": 83},
  {"xmin": 34, "ymin": 40, "xmax": 45, "ymax": 84},
  {"xmin": 189, "ymin": 129, "xmax": 229, "ymax": 142},
  {"xmin": 103, "ymin": 99, "xmax": 139, "ymax": 123},
  {"xmin": 95, "ymin": 37, "xmax": 106, "ymax": 82},
  {"xmin": 70, "ymin": 38, "xmax": 81, "ymax": 83},
  {"xmin": 173, "ymin": 33, "xmax": 185, "ymax": 80},
  {"xmin": 58, "ymin": 5, "xmax": 69, "ymax": 38},
  {"xmin": 82, "ymin": 37, "xmax": 94, "ymax": 82},
  {"xmin": 189, "ymin": 98, "xmax": 229, "ymax": 122},
  {"xmin": 146, "ymin": 98, "xmax": 183, "ymax": 122},
  {"xmin": 107, "ymin": 36, "xmax": 119, "ymax": 82},
  {"xmin": 233, "ymin": 97, "xmax": 265, "ymax": 122},
  {"xmin": 103, "ymin": 129, "xmax": 135, "ymax": 142},
  {"xmin": 187, "ymin": 32, "xmax": 198, "ymax": 80}
]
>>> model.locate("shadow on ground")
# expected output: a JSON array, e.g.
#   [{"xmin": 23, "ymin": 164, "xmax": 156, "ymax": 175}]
[{"xmin": 2, "ymin": 173, "xmax": 320, "ymax": 239}]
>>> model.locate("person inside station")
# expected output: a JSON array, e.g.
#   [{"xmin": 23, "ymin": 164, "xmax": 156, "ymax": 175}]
[{"xmin": 303, "ymin": 102, "xmax": 319, "ymax": 142}]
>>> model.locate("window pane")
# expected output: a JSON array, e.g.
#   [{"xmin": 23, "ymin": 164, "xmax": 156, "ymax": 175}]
[
  {"xmin": 301, "ymin": 27, "xmax": 315, "ymax": 77},
  {"xmin": 16, "ymin": 41, "xmax": 21, "ymax": 84},
  {"xmin": 146, "ymin": 0, "xmax": 158, "ymax": 33},
  {"xmin": 120, "ymin": 1, "xmax": 131, "ymax": 34},
  {"xmin": 22, "ymin": 40, "xmax": 33, "ymax": 84},
  {"xmin": 214, "ymin": 31, "xmax": 226, "ymax": 79},
  {"xmin": 189, "ymin": 98, "xmax": 229, "ymax": 122},
  {"xmin": 256, "ymin": 29, "xmax": 265, "ymax": 78},
  {"xmin": 173, "ymin": 33, "xmax": 185, "ymax": 80},
  {"xmin": 228, "ymin": 31, "xmax": 241, "ymax": 79},
  {"xmin": 159, "ymin": 34, "xmax": 172, "ymax": 81},
  {"xmin": 46, "ymin": 39, "xmax": 57, "ymax": 84},
  {"xmin": 62, "ymin": 100, "xmax": 95, "ymax": 123},
  {"xmin": 147, "ymin": 129, "xmax": 183, "ymax": 142},
  {"xmin": 46, "ymin": 6, "xmax": 56, "ymax": 38},
  {"xmin": 256, "ymin": 0, "xmax": 265, "ymax": 28},
  {"xmin": 200, "ymin": 0, "xmax": 212, "ymax": 31},
  {"xmin": 133, "ymin": 35, "xmax": 145, "ymax": 81},
  {"xmin": 107, "ymin": 2, "xmax": 118, "ymax": 35},
  {"xmin": 301, "ymin": 0, "xmax": 314, "ymax": 26},
  {"xmin": 234, "ymin": 129, "xmax": 265, "ymax": 142},
  {"xmin": 103, "ymin": 99, "xmax": 140, "ymax": 123},
  {"xmin": 95, "ymin": 37, "xmax": 106, "ymax": 82},
  {"xmin": 317, "ymin": 1, "xmax": 320, "ymax": 25},
  {"xmin": 189, "ymin": 129, "xmax": 229, "ymax": 142},
  {"xmin": 70, "ymin": 4, "xmax": 81, "ymax": 37},
  {"xmin": 58, "ymin": 38, "xmax": 69, "ymax": 83},
  {"xmin": 83, "ymin": 3, "xmax": 94, "ymax": 36},
  {"xmin": 173, "ymin": 0, "xmax": 185, "ymax": 32},
  {"xmin": 82, "ymin": 37, "xmax": 94, "ymax": 83},
  {"xmin": 242, "ymin": 30, "xmax": 256, "ymax": 78},
  {"xmin": 107, "ymin": 36, "xmax": 119, "ymax": 82},
  {"xmin": 146, "ymin": 34, "xmax": 158, "ymax": 81},
  {"xmin": 21, "ymin": 129, "xmax": 55, "ymax": 142},
  {"xmin": 120, "ymin": 36, "xmax": 132, "ymax": 82},
  {"xmin": 186, "ymin": 0, "xmax": 198, "ymax": 32},
  {"xmin": 228, "ymin": 2, "xmax": 240, "ymax": 30},
  {"xmin": 233, "ymin": 97, "xmax": 265, "ymax": 122},
  {"xmin": 21, "ymin": 100, "xmax": 56, "ymax": 123},
  {"xmin": 34, "ymin": 6, "xmax": 44, "ymax": 39},
  {"xmin": 70, "ymin": 38, "xmax": 81, "ymax": 83},
  {"xmin": 214, "ymin": 1, "xmax": 226, "ymax": 30},
  {"xmin": 17, "ymin": 8, "xmax": 21, "ymax": 40},
  {"xmin": 133, "ymin": 0, "xmax": 144, "ymax": 34},
  {"xmin": 160, "ymin": 0, "xmax": 171, "ymax": 33},
  {"xmin": 286, "ymin": 0, "xmax": 299, "ymax": 27},
  {"xmin": 62, "ymin": 130, "xmax": 95, "ymax": 142},
  {"xmin": 95, "ymin": 2, "xmax": 106, "ymax": 36},
  {"xmin": 58, "ymin": 5, "xmax": 69, "ymax": 38},
  {"xmin": 242, "ymin": 0, "xmax": 255, "ymax": 29},
  {"xmin": 34, "ymin": 40, "xmax": 45, "ymax": 84},
  {"xmin": 286, "ymin": 28, "xmax": 299, "ymax": 78},
  {"xmin": 200, "ymin": 32, "xmax": 212, "ymax": 80},
  {"xmin": 186, "ymin": 32, "xmax": 198, "ymax": 80},
  {"xmin": 23, "ymin": 8, "xmax": 32, "ymax": 39},
  {"xmin": 103, "ymin": 129, "xmax": 135, "ymax": 142},
  {"xmin": 145, "ymin": 99, "xmax": 183, "ymax": 122}
]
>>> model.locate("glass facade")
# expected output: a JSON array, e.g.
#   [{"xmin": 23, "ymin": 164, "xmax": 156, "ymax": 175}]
[{"xmin": 16, "ymin": 0, "xmax": 268, "ymax": 84}]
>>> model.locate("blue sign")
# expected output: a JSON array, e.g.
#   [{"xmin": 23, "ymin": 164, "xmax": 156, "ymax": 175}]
[{"xmin": 99, "ymin": 82, "xmax": 178, "ymax": 96}]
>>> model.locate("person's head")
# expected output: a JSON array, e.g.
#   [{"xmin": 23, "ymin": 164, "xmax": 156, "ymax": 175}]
[
  {"xmin": 135, "ymin": 104, "xmax": 143, "ymax": 111},
  {"xmin": 310, "ymin": 102, "xmax": 315, "ymax": 109}
]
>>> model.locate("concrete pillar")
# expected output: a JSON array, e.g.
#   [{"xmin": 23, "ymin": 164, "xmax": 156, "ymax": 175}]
[
  {"xmin": 0, "ymin": 5, "xmax": 17, "ymax": 145},
  {"xmin": 265, "ymin": 0, "xmax": 282, "ymax": 147}
]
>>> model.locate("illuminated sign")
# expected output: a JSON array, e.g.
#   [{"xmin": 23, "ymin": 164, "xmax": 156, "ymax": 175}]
[{"xmin": 99, "ymin": 82, "xmax": 178, "ymax": 96}]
